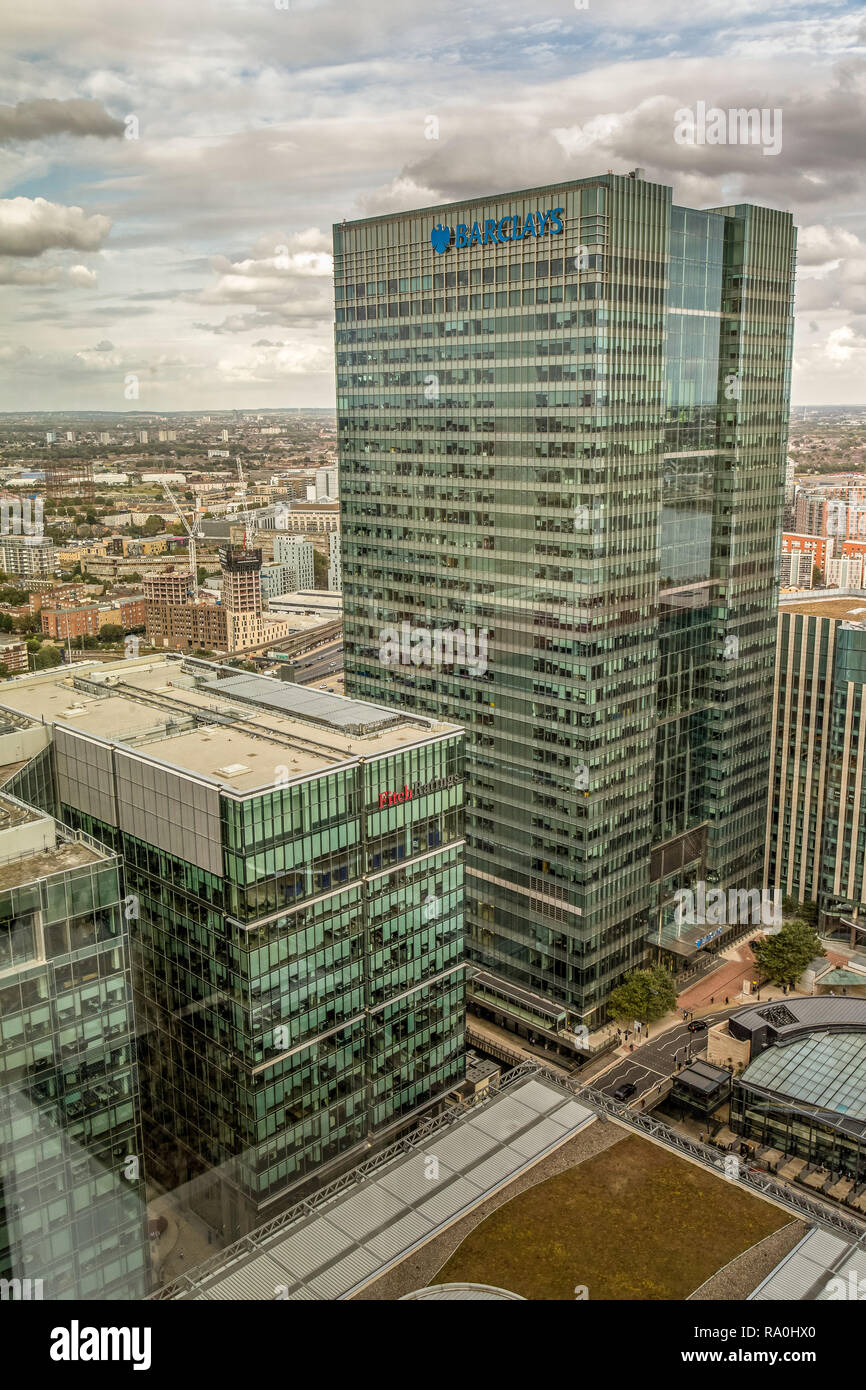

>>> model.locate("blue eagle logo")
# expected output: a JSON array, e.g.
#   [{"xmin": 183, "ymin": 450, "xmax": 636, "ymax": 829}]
[{"xmin": 430, "ymin": 223, "xmax": 451, "ymax": 254}]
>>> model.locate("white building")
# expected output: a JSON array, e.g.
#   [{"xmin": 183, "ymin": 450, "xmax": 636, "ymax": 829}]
[
  {"xmin": 0, "ymin": 536, "xmax": 57, "ymax": 579},
  {"xmin": 328, "ymin": 531, "xmax": 341, "ymax": 592},
  {"xmin": 826, "ymin": 553, "xmax": 865, "ymax": 589},
  {"xmin": 315, "ymin": 467, "xmax": 338, "ymax": 501},
  {"xmin": 273, "ymin": 535, "xmax": 314, "ymax": 589}
]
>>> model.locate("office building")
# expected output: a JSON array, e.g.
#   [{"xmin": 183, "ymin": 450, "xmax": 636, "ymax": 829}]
[
  {"xmin": 0, "ymin": 658, "xmax": 465, "ymax": 1237},
  {"xmin": 336, "ymin": 172, "xmax": 796, "ymax": 1030},
  {"xmin": 0, "ymin": 791, "xmax": 149, "ymax": 1298},
  {"xmin": 273, "ymin": 535, "xmax": 315, "ymax": 590},
  {"xmin": 766, "ymin": 594, "xmax": 866, "ymax": 935}
]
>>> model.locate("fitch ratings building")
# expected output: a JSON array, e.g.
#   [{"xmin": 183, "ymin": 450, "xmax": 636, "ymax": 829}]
[{"xmin": 335, "ymin": 171, "xmax": 796, "ymax": 1033}]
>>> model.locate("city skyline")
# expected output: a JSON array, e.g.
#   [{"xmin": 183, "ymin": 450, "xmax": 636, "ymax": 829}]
[{"xmin": 1, "ymin": 0, "xmax": 865, "ymax": 411}]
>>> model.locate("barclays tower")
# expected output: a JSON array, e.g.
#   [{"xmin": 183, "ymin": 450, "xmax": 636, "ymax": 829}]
[{"xmin": 335, "ymin": 171, "xmax": 796, "ymax": 1042}]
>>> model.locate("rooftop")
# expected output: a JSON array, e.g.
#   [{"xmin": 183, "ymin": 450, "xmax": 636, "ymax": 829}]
[
  {"xmin": 160, "ymin": 1075, "xmax": 594, "ymax": 1301},
  {"xmin": 0, "ymin": 657, "xmax": 460, "ymax": 793},
  {"xmin": 778, "ymin": 594, "xmax": 866, "ymax": 620},
  {"xmin": 740, "ymin": 1030, "xmax": 866, "ymax": 1129}
]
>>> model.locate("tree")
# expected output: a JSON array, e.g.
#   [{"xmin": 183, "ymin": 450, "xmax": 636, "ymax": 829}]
[
  {"xmin": 142, "ymin": 515, "xmax": 164, "ymax": 536},
  {"xmin": 751, "ymin": 920, "xmax": 825, "ymax": 988},
  {"xmin": 0, "ymin": 663, "xmax": 9, "ymax": 680},
  {"xmin": 313, "ymin": 550, "xmax": 328, "ymax": 587},
  {"xmin": 33, "ymin": 644, "xmax": 63, "ymax": 670},
  {"xmin": 607, "ymin": 966, "xmax": 677, "ymax": 1025},
  {"xmin": 99, "ymin": 624, "xmax": 125, "ymax": 644},
  {"xmin": 812, "ymin": 564, "xmax": 823, "ymax": 587}
]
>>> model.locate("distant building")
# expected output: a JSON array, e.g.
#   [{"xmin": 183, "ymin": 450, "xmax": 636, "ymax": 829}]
[
  {"xmin": 767, "ymin": 593, "xmax": 866, "ymax": 931},
  {"xmin": 260, "ymin": 562, "xmax": 297, "ymax": 602},
  {"xmin": 41, "ymin": 605, "xmax": 101, "ymax": 640},
  {"xmin": 273, "ymin": 535, "xmax": 314, "ymax": 589},
  {"xmin": 0, "ymin": 537, "xmax": 57, "ymax": 580},
  {"xmin": 315, "ymin": 467, "xmax": 338, "ymax": 501},
  {"xmin": 781, "ymin": 532, "xmax": 833, "ymax": 579},
  {"xmin": 779, "ymin": 549, "xmax": 812, "ymax": 589},
  {"xmin": 0, "ymin": 639, "xmax": 28, "ymax": 674},
  {"xmin": 328, "ymin": 530, "xmax": 341, "ymax": 592}
]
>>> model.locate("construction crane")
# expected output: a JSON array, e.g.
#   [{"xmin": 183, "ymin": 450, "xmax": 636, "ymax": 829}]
[
  {"xmin": 233, "ymin": 458, "xmax": 259, "ymax": 551},
  {"xmin": 161, "ymin": 480, "xmax": 203, "ymax": 602}
]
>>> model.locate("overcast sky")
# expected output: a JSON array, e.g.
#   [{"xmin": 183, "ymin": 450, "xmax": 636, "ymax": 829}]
[{"xmin": 1, "ymin": 0, "xmax": 865, "ymax": 412}]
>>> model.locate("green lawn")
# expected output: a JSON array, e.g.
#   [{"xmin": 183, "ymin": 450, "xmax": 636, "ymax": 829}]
[{"xmin": 432, "ymin": 1134, "xmax": 791, "ymax": 1300}]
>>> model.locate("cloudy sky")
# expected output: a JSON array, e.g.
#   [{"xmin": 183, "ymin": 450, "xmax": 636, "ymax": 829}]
[{"xmin": 1, "ymin": 0, "xmax": 865, "ymax": 411}]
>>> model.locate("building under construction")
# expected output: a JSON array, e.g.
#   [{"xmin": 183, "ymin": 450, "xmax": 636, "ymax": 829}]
[{"xmin": 144, "ymin": 548, "xmax": 295, "ymax": 654}]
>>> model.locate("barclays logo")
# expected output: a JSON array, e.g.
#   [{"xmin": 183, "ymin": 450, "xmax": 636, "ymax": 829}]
[{"xmin": 431, "ymin": 208, "xmax": 563, "ymax": 255}]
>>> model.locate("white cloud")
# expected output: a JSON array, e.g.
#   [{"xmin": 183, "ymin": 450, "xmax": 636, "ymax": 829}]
[{"xmin": 0, "ymin": 196, "xmax": 111, "ymax": 256}]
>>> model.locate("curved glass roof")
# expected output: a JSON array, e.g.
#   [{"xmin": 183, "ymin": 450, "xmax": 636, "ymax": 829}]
[{"xmin": 741, "ymin": 1030, "xmax": 866, "ymax": 1121}]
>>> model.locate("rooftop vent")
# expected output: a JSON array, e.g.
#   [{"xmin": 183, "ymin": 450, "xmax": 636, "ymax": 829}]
[{"xmin": 216, "ymin": 763, "xmax": 250, "ymax": 778}]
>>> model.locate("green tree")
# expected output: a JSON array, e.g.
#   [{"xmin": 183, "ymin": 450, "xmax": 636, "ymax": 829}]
[
  {"xmin": 751, "ymin": 920, "xmax": 825, "ymax": 988},
  {"xmin": 142, "ymin": 515, "xmax": 164, "ymax": 536},
  {"xmin": 607, "ymin": 966, "xmax": 677, "ymax": 1025},
  {"xmin": 0, "ymin": 663, "xmax": 9, "ymax": 680},
  {"xmin": 313, "ymin": 549, "xmax": 328, "ymax": 587},
  {"xmin": 33, "ymin": 644, "xmax": 63, "ymax": 670},
  {"xmin": 99, "ymin": 624, "xmax": 125, "ymax": 644}
]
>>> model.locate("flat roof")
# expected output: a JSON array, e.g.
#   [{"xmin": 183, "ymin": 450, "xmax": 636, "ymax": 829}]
[
  {"xmin": 0, "ymin": 793, "xmax": 41, "ymax": 833},
  {"xmin": 0, "ymin": 838, "xmax": 104, "ymax": 892},
  {"xmin": 161, "ymin": 1075, "xmax": 594, "ymax": 1301},
  {"xmin": 778, "ymin": 595, "xmax": 866, "ymax": 620},
  {"xmin": 749, "ymin": 1226, "xmax": 866, "ymax": 1302},
  {"xmin": 0, "ymin": 658, "xmax": 460, "ymax": 793}
]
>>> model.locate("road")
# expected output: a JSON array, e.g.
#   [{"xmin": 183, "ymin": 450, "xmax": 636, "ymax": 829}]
[{"xmin": 591, "ymin": 1013, "xmax": 738, "ymax": 1105}]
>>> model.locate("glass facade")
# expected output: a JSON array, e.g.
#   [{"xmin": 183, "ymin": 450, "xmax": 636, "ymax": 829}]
[
  {"xmin": 336, "ymin": 174, "xmax": 796, "ymax": 1026},
  {"xmin": 767, "ymin": 609, "xmax": 866, "ymax": 924},
  {"xmin": 0, "ymin": 804, "xmax": 148, "ymax": 1299},
  {"xmin": 61, "ymin": 731, "xmax": 464, "ymax": 1240}
]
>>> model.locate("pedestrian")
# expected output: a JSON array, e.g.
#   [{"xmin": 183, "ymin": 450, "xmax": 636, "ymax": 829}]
[
  {"xmin": 725, "ymin": 996, "xmax": 729, "ymax": 1005},
  {"xmin": 710, "ymin": 997, "xmax": 714, "ymax": 1004}
]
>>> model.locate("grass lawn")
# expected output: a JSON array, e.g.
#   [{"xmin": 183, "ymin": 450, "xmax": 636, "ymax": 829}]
[{"xmin": 432, "ymin": 1133, "xmax": 791, "ymax": 1300}]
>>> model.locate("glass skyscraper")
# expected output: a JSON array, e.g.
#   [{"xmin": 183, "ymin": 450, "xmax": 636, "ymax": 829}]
[
  {"xmin": 767, "ymin": 595, "xmax": 866, "ymax": 932},
  {"xmin": 335, "ymin": 171, "xmax": 796, "ymax": 1033},
  {"xmin": 0, "ymin": 791, "xmax": 148, "ymax": 1299}
]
